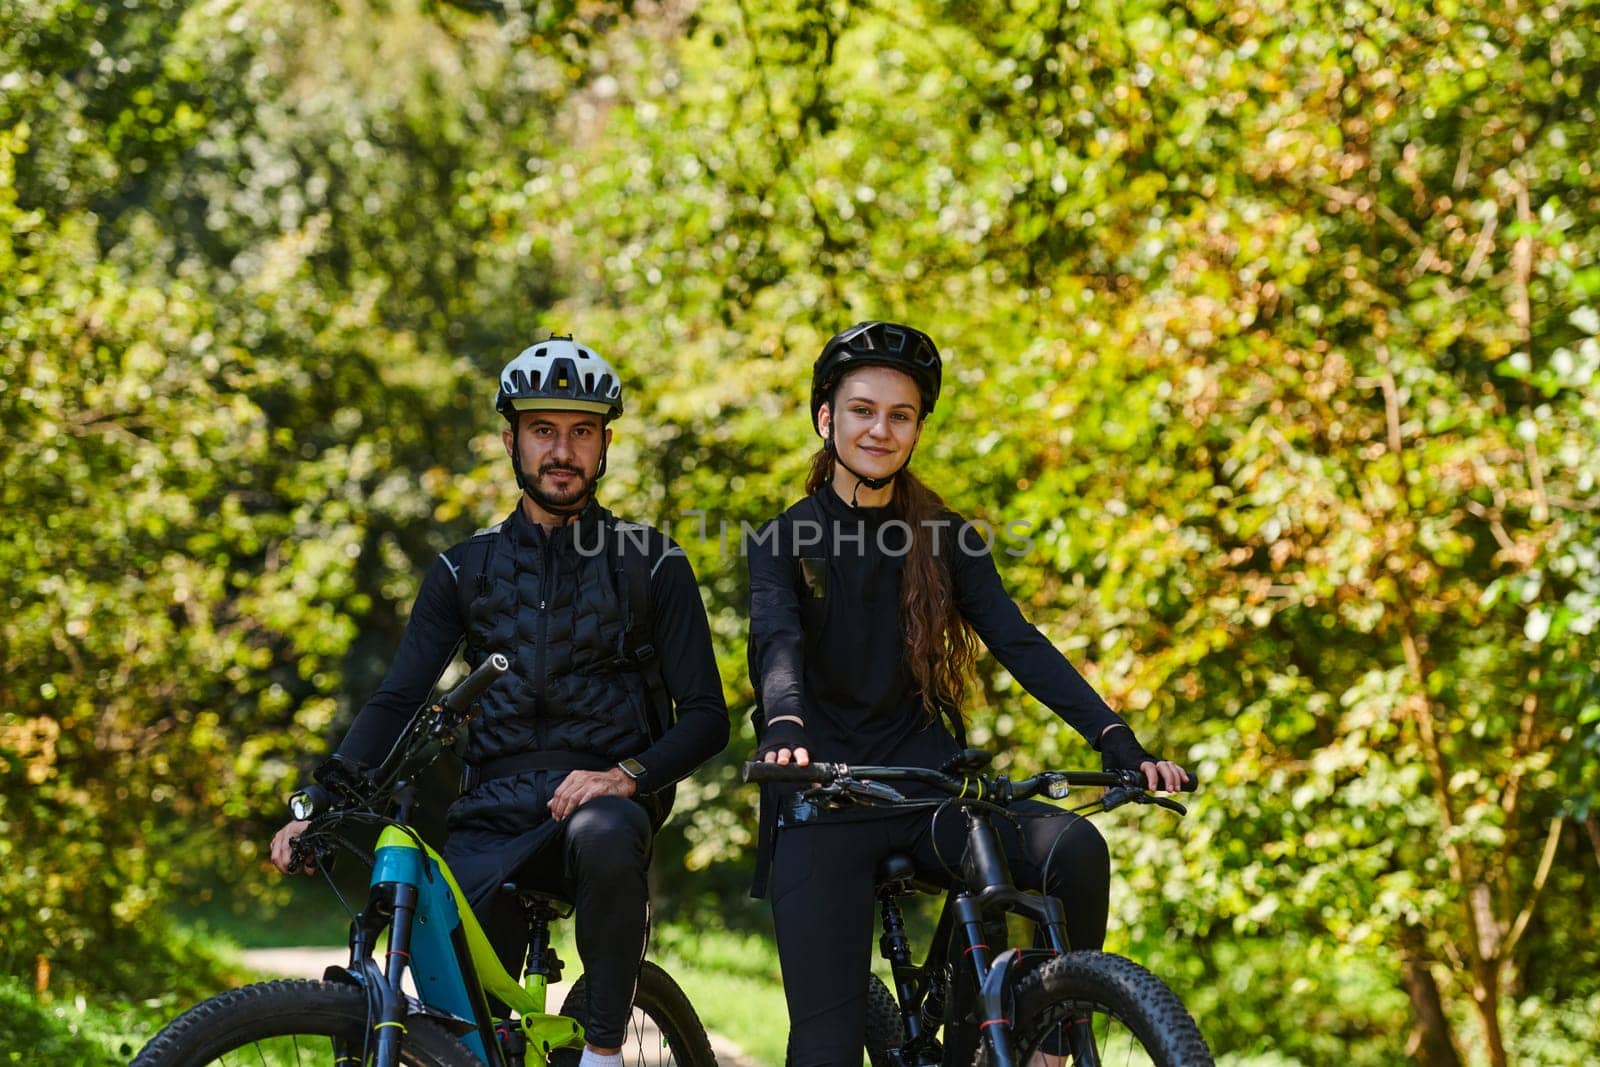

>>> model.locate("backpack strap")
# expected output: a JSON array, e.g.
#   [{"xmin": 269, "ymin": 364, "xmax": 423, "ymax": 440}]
[
  {"xmin": 454, "ymin": 519, "xmax": 505, "ymax": 659},
  {"xmin": 607, "ymin": 519, "xmax": 673, "ymax": 740}
]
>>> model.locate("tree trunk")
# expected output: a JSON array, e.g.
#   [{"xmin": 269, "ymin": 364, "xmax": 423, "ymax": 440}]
[
  {"xmin": 1471, "ymin": 960, "xmax": 1510, "ymax": 1067},
  {"xmin": 1399, "ymin": 926, "xmax": 1462, "ymax": 1067}
]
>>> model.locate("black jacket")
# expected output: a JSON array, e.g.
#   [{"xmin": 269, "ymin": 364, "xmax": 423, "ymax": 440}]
[
  {"xmin": 335, "ymin": 500, "xmax": 729, "ymax": 840},
  {"xmin": 748, "ymin": 484, "xmax": 1125, "ymax": 766}
]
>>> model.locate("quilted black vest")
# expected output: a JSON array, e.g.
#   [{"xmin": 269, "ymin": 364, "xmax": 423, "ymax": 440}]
[{"xmin": 461, "ymin": 504, "xmax": 649, "ymax": 766}]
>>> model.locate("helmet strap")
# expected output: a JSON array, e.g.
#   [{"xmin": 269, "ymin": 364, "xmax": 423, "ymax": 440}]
[{"xmin": 825, "ymin": 425, "xmax": 900, "ymax": 504}]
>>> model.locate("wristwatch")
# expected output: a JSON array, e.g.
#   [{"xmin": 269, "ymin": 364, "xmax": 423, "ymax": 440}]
[{"xmin": 617, "ymin": 758, "xmax": 646, "ymax": 782}]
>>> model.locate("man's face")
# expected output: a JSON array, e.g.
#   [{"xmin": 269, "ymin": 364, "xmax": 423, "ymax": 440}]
[{"xmin": 503, "ymin": 409, "xmax": 610, "ymax": 508}]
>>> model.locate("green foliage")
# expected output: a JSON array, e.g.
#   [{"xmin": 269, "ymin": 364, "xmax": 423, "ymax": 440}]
[
  {"xmin": 650, "ymin": 922, "xmax": 788, "ymax": 1065},
  {"xmin": 0, "ymin": 975, "xmax": 131, "ymax": 1067},
  {"xmin": 3, "ymin": 0, "xmax": 1598, "ymax": 1063}
]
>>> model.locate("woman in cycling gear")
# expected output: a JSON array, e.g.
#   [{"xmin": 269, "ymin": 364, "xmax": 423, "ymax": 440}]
[{"xmin": 746, "ymin": 320, "xmax": 1187, "ymax": 1067}]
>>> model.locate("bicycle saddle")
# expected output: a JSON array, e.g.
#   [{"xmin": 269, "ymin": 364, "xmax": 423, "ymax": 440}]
[
  {"xmin": 503, "ymin": 883, "xmax": 575, "ymax": 918},
  {"xmin": 875, "ymin": 853, "xmax": 942, "ymax": 896}
]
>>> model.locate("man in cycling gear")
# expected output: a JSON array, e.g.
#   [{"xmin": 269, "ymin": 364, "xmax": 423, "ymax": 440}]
[{"xmin": 272, "ymin": 336, "xmax": 729, "ymax": 1067}]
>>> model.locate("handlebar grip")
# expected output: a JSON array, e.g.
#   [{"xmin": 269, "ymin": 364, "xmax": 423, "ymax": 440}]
[
  {"xmin": 1177, "ymin": 772, "xmax": 1200, "ymax": 793},
  {"xmin": 438, "ymin": 653, "xmax": 510, "ymax": 716},
  {"xmin": 741, "ymin": 760, "xmax": 838, "ymax": 784}
]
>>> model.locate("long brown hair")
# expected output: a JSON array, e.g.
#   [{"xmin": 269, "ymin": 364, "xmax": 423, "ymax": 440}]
[{"xmin": 807, "ymin": 448, "xmax": 980, "ymax": 718}]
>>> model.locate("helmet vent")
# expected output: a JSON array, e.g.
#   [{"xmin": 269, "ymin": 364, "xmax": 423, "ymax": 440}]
[{"xmin": 496, "ymin": 338, "xmax": 625, "ymax": 419}]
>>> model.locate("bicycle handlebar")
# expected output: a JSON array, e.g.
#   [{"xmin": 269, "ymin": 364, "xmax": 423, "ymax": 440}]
[
  {"xmin": 289, "ymin": 654, "xmax": 510, "ymax": 821},
  {"xmin": 438, "ymin": 652, "xmax": 510, "ymax": 717},
  {"xmin": 740, "ymin": 758, "xmax": 1198, "ymax": 807}
]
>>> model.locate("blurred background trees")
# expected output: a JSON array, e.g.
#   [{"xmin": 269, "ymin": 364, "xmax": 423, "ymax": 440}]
[{"xmin": 3, "ymin": 0, "xmax": 1596, "ymax": 1062}]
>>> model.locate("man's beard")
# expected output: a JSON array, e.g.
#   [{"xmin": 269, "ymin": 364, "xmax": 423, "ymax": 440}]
[{"xmin": 527, "ymin": 462, "xmax": 594, "ymax": 511}]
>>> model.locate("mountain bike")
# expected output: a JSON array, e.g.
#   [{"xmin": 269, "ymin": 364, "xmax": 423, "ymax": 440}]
[
  {"xmin": 743, "ymin": 751, "xmax": 1213, "ymax": 1067},
  {"xmin": 134, "ymin": 653, "xmax": 717, "ymax": 1067}
]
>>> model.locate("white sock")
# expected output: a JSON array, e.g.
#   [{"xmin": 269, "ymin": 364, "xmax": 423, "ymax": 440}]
[{"xmin": 578, "ymin": 1049, "xmax": 623, "ymax": 1067}]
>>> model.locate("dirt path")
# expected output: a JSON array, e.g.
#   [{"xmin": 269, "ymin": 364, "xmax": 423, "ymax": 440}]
[{"xmin": 241, "ymin": 947, "xmax": 762, "ymax": 1067}]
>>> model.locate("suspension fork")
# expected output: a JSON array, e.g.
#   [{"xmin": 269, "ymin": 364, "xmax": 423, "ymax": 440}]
[
  {"xmin": 373, "ymin": 880, "xmax": 420, "ymax": 1066},
  {"xmin": 953, "ymin": 893, "xmax": 1020, "ymax": 1067}
]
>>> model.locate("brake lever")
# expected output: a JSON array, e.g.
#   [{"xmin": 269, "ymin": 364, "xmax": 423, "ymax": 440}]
[
  {"xmin": 1103, "ymin": 785, "xmax": 1188, "ymax": 817},
  {"xmin": 1147, "ymin": 794, "xmax": 1189, "ymax": 816},
  {"xmin": 843, "ymin": 779, "xmax": 906, "ymax": 804},
  {"xmin": 1101, "ymin": 785, "xmax": 1138, "ymax": 812},
  {"xmin": 286, "ymin": 832, "xmax": 329, "ymax": 876},
  {"xmin": 803, "ymin": 778, "xmax": 907, "ymax": 808}
]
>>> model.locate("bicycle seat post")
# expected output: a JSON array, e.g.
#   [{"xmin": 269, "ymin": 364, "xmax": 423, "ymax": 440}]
[{"xmin": 513, "ymin": 890, "xmax": 570, "ymax": 1010}]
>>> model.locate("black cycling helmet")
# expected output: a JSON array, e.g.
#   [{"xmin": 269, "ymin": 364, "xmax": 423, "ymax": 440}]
[
  {"xmin": 809, "ymin": 321, "xmax": 942, "ymax": 435},
  {"xmin": 495, "ymin": 336, "xmax": 624, "ymax": 421}
]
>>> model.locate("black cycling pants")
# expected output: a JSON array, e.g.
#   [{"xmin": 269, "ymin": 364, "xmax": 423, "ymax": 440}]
[
  {"xmin": 471, "ymin": 796, "xmax": 653, "ymax": 1049},
  {"xmin": 770, "ymin": 802, "xmax": 1109, "ymax": 1067}
]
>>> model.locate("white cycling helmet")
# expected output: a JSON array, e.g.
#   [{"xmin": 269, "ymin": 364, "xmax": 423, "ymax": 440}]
[{"xmin": 495, "ymin": 336, "xmax": 623, "ymax": 419}]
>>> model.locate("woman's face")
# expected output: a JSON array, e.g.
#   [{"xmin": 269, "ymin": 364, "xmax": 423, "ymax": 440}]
[{"xmin": 819, "ymin": 365, "xmax": 925, "ymax": 482}]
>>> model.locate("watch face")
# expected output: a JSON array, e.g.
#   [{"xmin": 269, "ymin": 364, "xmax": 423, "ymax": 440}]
[{"xmin": 619, "ymin": 758, "xmax": 645, "ymax": 780}]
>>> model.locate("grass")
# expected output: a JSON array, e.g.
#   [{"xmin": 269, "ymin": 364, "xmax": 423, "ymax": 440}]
[
  {"xmin": 0, "ymin": 975, "xmax": 144, "ymax": 1066},
  {"xmin": 650, "ymin": 920, "xmax": 789, "ymax": 1066},
  {"xmin": 172, "ymin": 870, "xmax": 361, "ymax": 951},
  {"xmin": 1, "ymin": 916, "xmax": 250, "ymax": 1066}
]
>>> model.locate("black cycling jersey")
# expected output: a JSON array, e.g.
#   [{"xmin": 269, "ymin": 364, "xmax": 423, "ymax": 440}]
[{"xmin": 747, "ymin": 483, "xmax": 1125, "ymax": 769}]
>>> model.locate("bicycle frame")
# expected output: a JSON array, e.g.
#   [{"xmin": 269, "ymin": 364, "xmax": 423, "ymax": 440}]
[
  {"xmin": 874, "ymin": 807, "xmax": 1072, "ymax": 1067},
  {"xmin": 334, "ymin": 821, "xmax": 584, "ymax": 1066}
]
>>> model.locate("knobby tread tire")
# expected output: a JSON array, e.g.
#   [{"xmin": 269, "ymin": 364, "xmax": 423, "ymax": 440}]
[
  {"xmin": 561, "ymin": 959, "xmax": 717, "ymax": 1067},
  {"xmin": 973, "ymin": 950, "xmax": 1214, "ymax": 1067},
  {"xmin": 863, "ymin": 973, "xmax": 906, "ymax": 1066},
  {"xmin": 131, "ymin": 978, "xmax": 478, "ymax": 1067}
]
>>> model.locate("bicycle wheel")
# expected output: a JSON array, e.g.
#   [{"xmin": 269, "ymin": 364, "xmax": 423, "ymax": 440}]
[
  {"xmin": 131, "ymin": 979, "xmax": 478, "ymax": 1067},
  {"xmin": 973, "ymin": 951, "xmax": 1213, "ymax": 1067},
  {"xmin": 864, "ymin": 973, "xmax": 906, "ymax": 1066},
  {"xmin": 559, "ymin": 959, "xmax": 717, "ymax": 1067}
]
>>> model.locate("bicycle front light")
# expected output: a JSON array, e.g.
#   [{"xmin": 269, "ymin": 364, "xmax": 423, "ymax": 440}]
[{"xmin": 289, "ymin": 790, "xmax": 317, "ymax": 820}]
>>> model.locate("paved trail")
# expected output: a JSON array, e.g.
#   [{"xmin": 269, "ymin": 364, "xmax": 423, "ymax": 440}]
[{"xmin": 241, "ymin": 947, "xmax": 761, "ymax": 1067}]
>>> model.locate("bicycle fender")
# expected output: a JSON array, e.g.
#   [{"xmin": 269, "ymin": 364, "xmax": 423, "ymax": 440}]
[{"xmin": 979, "ymin": 948, "xmax": 1022, "ymax": 1063}]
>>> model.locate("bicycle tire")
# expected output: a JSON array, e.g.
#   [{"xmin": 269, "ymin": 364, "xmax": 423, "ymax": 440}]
[
  {"xmin": 864, "ymin": 973, "xmax": 906, "ymax": 1066},
  {"xmin": 972, "ymin": 951, "xmax": 1213, "ymax": 1067},
  {"xmin": 131, "ymin": 979, "xmax": 479, "ymax": 1067},
  {"xmin": 559, "ymin": 959, "xmax": 717, "ymax": 1067}
]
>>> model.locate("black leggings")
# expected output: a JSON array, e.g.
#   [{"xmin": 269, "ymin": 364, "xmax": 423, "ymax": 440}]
[
  {"xmin": 468, "ymin": 796, "xmax": 653, "ymax": 1049},
  {"xmin": 769, "ymin": 802, "xmax": 1110, "ymax": 1067}
]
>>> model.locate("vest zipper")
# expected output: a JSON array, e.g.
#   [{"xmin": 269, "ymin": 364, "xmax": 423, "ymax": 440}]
[{"xmin": 533, "ymin": 532, "xmax": 556, "ymax": 737}]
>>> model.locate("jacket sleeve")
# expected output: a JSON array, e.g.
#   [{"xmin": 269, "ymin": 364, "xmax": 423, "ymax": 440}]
[
  {"xmin": 948, "ymin": 520, "xmax": 1126, "ymax": 746},
  {"xmin": 746, "ymin": 517, "xmax": 808, "ymax": 730},
  {"xmin": 332, "ymin": 552, "xmax": 466, "ymax": 768},
  {"xmin": 625, "ymin": 542, "xmax": 730, "ymax": 794}
]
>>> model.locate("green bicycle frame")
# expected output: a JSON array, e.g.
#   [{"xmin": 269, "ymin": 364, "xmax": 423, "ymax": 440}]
[{"xmin": 354, "ymin": 826, "xmax": 584, "ymax": 1064}]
